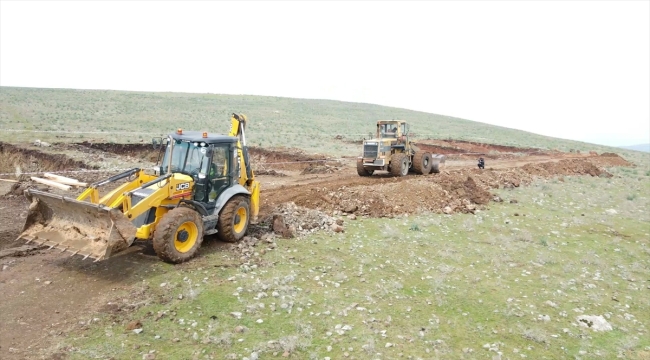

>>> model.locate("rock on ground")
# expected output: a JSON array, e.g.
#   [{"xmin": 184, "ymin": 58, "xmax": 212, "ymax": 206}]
[
  {"xmin": 264, "ymin": 202, "xmax": 342, "ymax": 237},
  {"xmin": 577, "ymin": 315, "xmax": 613, "ymax": 332}
]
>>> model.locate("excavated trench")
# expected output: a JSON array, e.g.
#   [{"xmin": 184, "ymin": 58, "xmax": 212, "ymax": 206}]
[
  {"xmin": 74, "ymin": 142, "xmax": 162, "ymax": 162},
  {"xmin": 70, "ymin": 142, "xmax": 338, "ymax": 174},
  {"xmin": 0, "ymin": 142, "xmax": 98, "ymax": 175}
]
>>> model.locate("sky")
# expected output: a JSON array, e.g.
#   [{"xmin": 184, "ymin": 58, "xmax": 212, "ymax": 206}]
[{"xmin": 1, "ymin": 1, "xmax": 648, "ymax": 147}]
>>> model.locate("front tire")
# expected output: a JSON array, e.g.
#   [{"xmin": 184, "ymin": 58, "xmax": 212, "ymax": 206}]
[
  {"xmin": 153, "ymin": 207, "xmax": 204, "ymax": 264},
  {"xmin": 217, "ymin": 195, "xmax": 250, "ymax": 243},
  {"xmin": 357, "ymin": 158, "xmax": 374, "ymax": 176},
  {"xmin": 390, "ymin": 153, "xmax": 409, "ymax": 177}
]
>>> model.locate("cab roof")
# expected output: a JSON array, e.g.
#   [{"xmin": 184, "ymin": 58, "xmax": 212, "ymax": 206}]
[
  {"xmin": 170, "ymin": 131, "xmax": 238, "ymax": 143},
  {"xmin": 376, "ymin": 120, "xmax": 407, "ymax": 125}
]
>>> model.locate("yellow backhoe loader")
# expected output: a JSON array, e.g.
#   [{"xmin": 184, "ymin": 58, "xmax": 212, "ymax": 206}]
[{"xmin": 18, "ymin": 113, "xmax": 260, "ymax": 263}]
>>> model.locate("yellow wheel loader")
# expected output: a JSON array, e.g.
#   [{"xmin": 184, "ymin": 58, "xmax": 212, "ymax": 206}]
[
  {"xmin": 357, "ymin": 120, "xmax": 446, "ymax": 177},
  {"xmin": 18, "ymin": 113, "xmax": 260, "ymax": 264}
]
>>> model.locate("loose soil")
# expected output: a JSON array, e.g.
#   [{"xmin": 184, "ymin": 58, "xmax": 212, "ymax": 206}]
[{"xmin": 0, "ymin": 140, "xmax": 633, "ymax": 359}]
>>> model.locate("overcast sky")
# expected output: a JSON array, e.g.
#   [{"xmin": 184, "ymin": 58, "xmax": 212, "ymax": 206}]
[{"xmin": 1, "ymin": 1, "xmax": 648, "ymax": 146}]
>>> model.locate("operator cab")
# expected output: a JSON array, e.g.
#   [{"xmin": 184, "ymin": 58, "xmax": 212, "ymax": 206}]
[
  {"xmin": 154, "ymin": 130, "xmax": 240, "ymax": 210},
  {"xmin": 377, "ymin": 121, "xmax": 408, "ymax": 139}
]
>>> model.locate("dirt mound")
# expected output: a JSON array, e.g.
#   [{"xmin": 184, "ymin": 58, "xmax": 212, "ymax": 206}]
[
  {"xmin": 439, "ymin": 175, "xmax": 492, "ymax": 205},
  {"xmin": 259, "ymin": 202, "xmax": 342, "ymax": 237},
  {"xmin": 595, "ymin": 153, "xmax": 631, "ymax": 166},
  {"xmin": 290, "ymin": 175, "xmax": 490, "ymax": 217},
  {"xmin": 592, "ymin": 155, "xmax": 631, "ymax": 169},
  {"xmin": 256, "ymin": 169, "xmax": 287, "ymax": 177},
  {"xmin": 0, "ymin": 142, "xmax": 97, "ymax": 175},
  {"xmin": 261, "ymin": 157, "xmax": 624, "ymax": 219},
  {"xmin": 300, "ymin": 163, "xmax": 341, "ymax": 175},
  {"xmin": 467, "ymin": 168, "xmax": 535, "ymax": 190},
  {"xmin": 522, "ymin": 159, "xmax": 611, "ymax": 177}
]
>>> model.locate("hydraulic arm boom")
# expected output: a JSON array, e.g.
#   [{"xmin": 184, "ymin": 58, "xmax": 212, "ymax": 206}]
[{"xmin": 228, "ymin": 113, "xmax": 260, "ymax": 222}]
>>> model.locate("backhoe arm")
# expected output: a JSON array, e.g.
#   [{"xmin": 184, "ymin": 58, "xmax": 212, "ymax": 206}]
[{"xmin": 228, "ymin": 113, "xmax": 259, "ymax": 222}]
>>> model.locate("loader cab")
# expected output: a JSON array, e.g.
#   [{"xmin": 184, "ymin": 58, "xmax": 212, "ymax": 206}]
[
  {"xmin": 157, "ymin": 131, "xmax": 239, "ymax": 209},
  {"xmin": 377, "ymin": 121, "xmax": 408, "ymax": 140}
]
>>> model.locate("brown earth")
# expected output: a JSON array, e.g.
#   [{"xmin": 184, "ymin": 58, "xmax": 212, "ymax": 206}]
[
  {"xmin": 258, "ymin": 156, "xmax": 627, "ymax": 218},
  {"xmin": 247, "ymin": 146, "xmax": 336, "ymax": 171},
  {"xmin": 0, "ymin": 140, "xmax": 633, "ymax": 359},
  {"xmin": 71, "ymin": 141, "xmax": 339, "ymax": 171},
  {"xmin": 0, "ymin": 142, "xmax": 98, "ymax": 175},
  {"xmin": 74, "ymin": 142, "xmax": 162, "ymax": 162},
  {"xmin": 432, "ymin": 139, "xmax": 544, "ymax": 154},
  {"xmin": 0, "ymin": 195, "xmax": 30, "ymax": 251}
]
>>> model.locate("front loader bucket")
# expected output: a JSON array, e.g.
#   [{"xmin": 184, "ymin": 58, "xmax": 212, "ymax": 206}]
[{"xmin": 18, "ymin": 189, "xmax": 138, "ymax": 261}]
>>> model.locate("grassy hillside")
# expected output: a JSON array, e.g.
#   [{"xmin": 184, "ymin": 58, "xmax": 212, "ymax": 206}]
[{"xmin": 0, "ymin": 86, "xmax": 638, "ymax": 158}]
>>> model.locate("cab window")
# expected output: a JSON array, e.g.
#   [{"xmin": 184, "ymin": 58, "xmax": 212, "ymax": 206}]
[
  {"xmin": 209, "ymin": 145, "xmax": 229, "ymax": 179},
  {"xmin": 379, "ymin": 124, "xmax": 398, "ymax": 138}
]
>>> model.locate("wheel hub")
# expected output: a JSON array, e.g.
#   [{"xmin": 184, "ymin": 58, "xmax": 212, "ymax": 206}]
[
  {"xmin": 177, "ymin": 230, "xmax": 189, "ymax": 242},
  {"xmin": 234, "ymin": 214, "xmax": 241, "ymax": 225}
]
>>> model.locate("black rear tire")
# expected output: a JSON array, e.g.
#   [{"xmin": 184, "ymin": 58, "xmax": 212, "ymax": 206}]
[{"xmin": 412, "ymin": 152, "xmax": 432, "ymax": 175}]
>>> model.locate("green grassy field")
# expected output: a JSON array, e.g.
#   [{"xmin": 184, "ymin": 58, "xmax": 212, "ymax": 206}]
[
  {"xmin": 53, "ymin": 166, "xmax": 650, "ymax": 360},
  {"xmin": 0, "ymin": 86, "xmax": 642, "ymax": 158}
]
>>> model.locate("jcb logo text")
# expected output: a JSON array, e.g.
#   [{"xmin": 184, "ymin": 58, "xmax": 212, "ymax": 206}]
[{"xmin": 176, "ymin": 182, "xmax": 190, "ymax": 191}]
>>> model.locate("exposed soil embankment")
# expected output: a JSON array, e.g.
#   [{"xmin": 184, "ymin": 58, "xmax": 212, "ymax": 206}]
[{"xmin": 0, "ymin": 142, "xmax": 97, "ymax": 175}]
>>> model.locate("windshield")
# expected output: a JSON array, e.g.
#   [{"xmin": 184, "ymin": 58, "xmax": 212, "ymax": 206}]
[
  {"xmin": 379, "ymin": 123, "xmax": 399, "ymax": 138},
  {"xmin": 160, "ymin": 140, "xmax": 210, "ymax": 175}
]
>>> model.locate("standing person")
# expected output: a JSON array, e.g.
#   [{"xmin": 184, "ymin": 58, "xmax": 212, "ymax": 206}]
[{"xmin": 478, "ymin": 157, "xmax": 485, "ymax": 169}]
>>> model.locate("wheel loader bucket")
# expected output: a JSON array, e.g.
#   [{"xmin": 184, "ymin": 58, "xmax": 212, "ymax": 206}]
[{"xmin": 18, "ymin": 189, "xmax": 138, "ymax": 261}]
